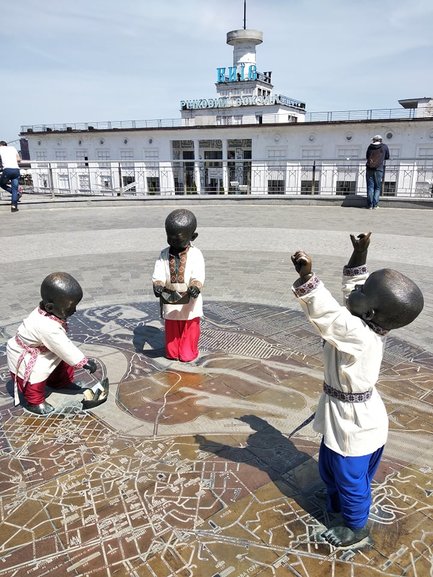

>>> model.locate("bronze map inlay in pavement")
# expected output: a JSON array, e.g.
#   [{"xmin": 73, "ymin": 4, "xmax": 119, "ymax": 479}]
[{"xmin": 0, "ymin": 301, "xmax": 432, "ymax": 577}]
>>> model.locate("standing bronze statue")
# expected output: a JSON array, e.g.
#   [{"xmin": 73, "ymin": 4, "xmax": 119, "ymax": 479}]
[
  {"xmin": 152, "ymin": 209, "xmax": 205, "ymax": 362},
  {"xmin": 291, "ymin": 232, "xmax": 423, "ymax": 548}
]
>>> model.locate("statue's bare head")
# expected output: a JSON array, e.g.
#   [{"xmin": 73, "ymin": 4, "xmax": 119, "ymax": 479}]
[
  {"xmin": 165, "ymin": 209, "xmax": 198, "ymax": 253},
  {"xmin": 40, "ymin": 272, "xmax": 83, "ymax": 320}
]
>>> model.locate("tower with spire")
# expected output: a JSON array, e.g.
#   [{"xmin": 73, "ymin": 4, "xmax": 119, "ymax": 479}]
[{"xmin": 180, "ymin": 1, "xmax": 305, "ymax": 124}]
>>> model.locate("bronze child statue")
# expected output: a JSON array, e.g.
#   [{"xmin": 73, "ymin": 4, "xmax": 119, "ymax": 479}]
[
  {"xmin": 7, "ymin": 272, "xmax": 108, "ymax": 415},
  {"xmin": 291, "ymin": 232, "xmax": 423, "ymax": 549},
  {"xmin": 152, "ymin": 209, "xmax": 205, "ymax": 362}
]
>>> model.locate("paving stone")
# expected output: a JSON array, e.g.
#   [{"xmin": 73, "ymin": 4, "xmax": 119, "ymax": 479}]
[{"xmin": 0, "ymin": 200, "xmax": 432, "ymax": 576}]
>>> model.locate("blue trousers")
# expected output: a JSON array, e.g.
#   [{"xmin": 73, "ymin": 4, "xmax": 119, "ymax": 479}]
[
  {"xmin": 0, "ymin": 167, "xmax": 20, "ymax": 205},
  {"xmin": 366, "ymin": 168, "xmax": 383, "ymax": 208},
  {"xmin": 319, "ymin": 440, "xmax": 384, "ymax": 529}
]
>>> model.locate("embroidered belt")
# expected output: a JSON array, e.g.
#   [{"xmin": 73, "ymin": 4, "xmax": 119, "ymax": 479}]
[
  {"xmin": 14, "ymin": 335, "xmax": 48, "ymax": 405},
  {"xmin": 323, "ymin": 382, "xmax": 372, "ymax": 403}
]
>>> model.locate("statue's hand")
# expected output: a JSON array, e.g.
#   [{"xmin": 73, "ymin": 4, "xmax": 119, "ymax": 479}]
[
  {"xmin": 291, "ymin": 251, "xmax": 312, "ymax": 278},
  {"xmin": 187, "ymin": 285, "xmax": 201, "ymax": 298},
  {"xmin": 350, "ymin": 232, "xmax": 371, "ymax": 252},
  {"xmin": 84, "ymin": 359, "xmax": 97, "ymax": 373},
  {"xmin": 153, "ymin": 285, "xmax": 164, "ymax": 298}
]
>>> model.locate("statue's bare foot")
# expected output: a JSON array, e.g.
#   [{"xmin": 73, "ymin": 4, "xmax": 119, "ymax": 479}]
[{"xmin": 322, "ymin": 525, "xmax": 371, "ymax": 549}]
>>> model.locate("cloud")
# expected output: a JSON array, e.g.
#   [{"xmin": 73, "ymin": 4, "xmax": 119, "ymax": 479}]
[{"xmin": 3, "ymin": 0, "xmax": 432, "ymax": 141}]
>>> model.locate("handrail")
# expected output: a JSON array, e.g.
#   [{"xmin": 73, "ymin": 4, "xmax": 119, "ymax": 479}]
[
  {"xmin": 15, "ymin": 158, "xmax": 433, "ymax": 199},
  {"xmin": 20, "ymin": 106, "xmax": 427, "ymax": 134}
]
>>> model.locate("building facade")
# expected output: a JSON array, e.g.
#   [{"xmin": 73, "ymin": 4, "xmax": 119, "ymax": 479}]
[{"xmin": 20, "ymin": 24, "xmax": 433, "ymax": 197}]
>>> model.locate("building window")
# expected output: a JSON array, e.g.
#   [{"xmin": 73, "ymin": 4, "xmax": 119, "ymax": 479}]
[
  {"xmin": 204, "ymin": 150, "xmax": 222, "ymax": 160},
  {"xmin": 336, "ymin": 147, "xmax": 360, "ymax": 159},
  {"xmin": 122, "ymin": 175, "xmax": 136, "ymax": 193},
  {"xmin": 144, "ymin": 149, "xmax": 158, "ymax": 159},
  {"xmin": 79, "ymin": 175, "xmax": 90, "ymax": 191},
  {"xmin": 216, "ymin": 116, "xmax": 232, "ymax": 125},
  {"xmin": 100, "ymin": 175, "xmax": 112, "ymax": 189},
  {"xmin": 301, "ymin": 148, "xmax": 321, "ymax": 159},
  {"xmin": 336, "ymin": 180, "xmax": 356, "ymax": 194},
  {"xmin": 383, "ymin": 182, "xmax": 396, "ymax": 196},
  {"xmin": 268, "ymin": 149, "xmax": 286, "ymax": 159},
  {"xmin": 267, "ymin": 179, "xmax": 285, "ymax": 194},
  {"xmin": 172, "ymin": 140, "xmax": 193, "ymax": 160},
  {"xmin": 97, "ymin": 149, "xmax": 110, "ymax": 169},
  {"xmin": 35, "ymin": 151, "xmax": 47, "ymax": 161},
  {"xmin": 144, "ymin": 149, "xmax": 159, "ymax": 162},
  {"xmin": 58, "ymin": 173, "xmax": 69, "ymax": 190},
  {"xmin": 144, "ymin": 148, "xmax": 159, "ymax": 172},
  {"xmin": 39, "ymin": 173, "xmax": 49, "ymax": 188},
  {"xmin": 301, "ymin": 180, "xmax": 320, "ymax": 194},
  {"xmin": 97, "ymin": 149, "xmax": 110, "ymax": 160},
  {"xmin": 418, "ymin": 147, "xmax": 433, "ymax": 157},
  {"xmin": 200, "ymin": 140, "xmax": 222, "ymax": 150},
  {"xmin": 120, "ymin": 149, "xmax": 134, "ymax": 171},
  {"xmin": 120, "ymin": 149, "xmax": 134, "ymax": 160},
  {"xmin": 76, "ymin": 150, "xmax": 89, "ymax": 168},
  {"xmin": 55, "ymin": 150, "xmax": 67, "ymax": 160},
  {"xmin": 228, "ymin": 139, "xmax": 252, "ymax": 150},
  {"xmin": 147, "ymin": 177, "xmax": 160, "ymax": 193}
]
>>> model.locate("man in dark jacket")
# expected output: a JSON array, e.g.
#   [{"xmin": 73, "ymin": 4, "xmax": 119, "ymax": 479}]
[{"xmin": 365, "ymin": 135, "xmax": 390, "ymax": 209}]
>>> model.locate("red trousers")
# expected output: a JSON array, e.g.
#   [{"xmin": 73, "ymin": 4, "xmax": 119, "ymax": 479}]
[
  {"xmin": 11, "ymin": 361, "xmax": 75, "ymax": 405},
  {"xmin": 165, "ymin": 317, "xmax": 200, "ymax": 362}
]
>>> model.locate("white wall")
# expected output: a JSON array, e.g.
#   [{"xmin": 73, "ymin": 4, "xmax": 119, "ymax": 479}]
[{"xmin": 24, "ymin": 119, "xmax": 433, "ymax": 163}]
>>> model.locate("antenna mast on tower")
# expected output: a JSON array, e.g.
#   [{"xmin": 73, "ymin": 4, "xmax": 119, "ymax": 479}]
[{"xmin": 243, "ymin": 0, "xmax": 247, "ymax": 29}]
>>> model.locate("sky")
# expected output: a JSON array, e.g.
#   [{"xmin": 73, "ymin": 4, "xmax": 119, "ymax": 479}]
[{"xmin": 3, "ymin": 0, "xmax": 433, "ymax": 143}]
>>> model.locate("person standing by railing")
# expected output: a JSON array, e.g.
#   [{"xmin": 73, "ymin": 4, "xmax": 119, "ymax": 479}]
[
  {"xmin": 0, "ymin": 140, "xmax": 22, "ymax": 212},
  {"xmin": 365, "ymin": 135, "xmax": 390, "ymax": 209}
]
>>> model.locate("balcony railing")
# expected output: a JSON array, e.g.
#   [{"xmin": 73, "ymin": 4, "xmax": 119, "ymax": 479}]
[
  {"xmin": 304, "ymin": 108, "xmax": 417, "ymax": 122},
  {"xmin": 11, "ymin": 158, "xmax": 433, "ymax": 199},
  {"xmin": 20, "ymin": 106, "xmax": 424, "ymax": 134}
]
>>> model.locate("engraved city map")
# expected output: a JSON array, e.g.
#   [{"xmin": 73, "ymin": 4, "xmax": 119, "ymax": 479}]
[{"xmin": 0, "ymin": 301, "xmax": 432, "ymax": 576}]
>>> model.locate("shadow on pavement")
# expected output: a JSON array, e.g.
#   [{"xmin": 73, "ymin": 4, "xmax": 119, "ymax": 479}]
[
  {"xmin": 196, "ymin": 414, "xmax": 330, "ymax": 526},
  {"xmin": 133, "ymin": 323, "xmax": 165, "ymax": 357}
]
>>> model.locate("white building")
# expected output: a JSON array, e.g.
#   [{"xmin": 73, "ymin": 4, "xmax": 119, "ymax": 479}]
[{"xmin": 20, "ymin": 23, "xmax": 433, "ymax": 197}]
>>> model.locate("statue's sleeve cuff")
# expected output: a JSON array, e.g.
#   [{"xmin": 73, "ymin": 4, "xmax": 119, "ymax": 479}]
[
  {"xmin": 75, "ymin": 357, "xmax": 88, "ymax": 369},
  {"xmin": 292, "ymin": 274, "xmax": 321, "ymax": 297},
  {"xmin": 343, "ymin": 265, "xmax": 368, "ymax": 277}
]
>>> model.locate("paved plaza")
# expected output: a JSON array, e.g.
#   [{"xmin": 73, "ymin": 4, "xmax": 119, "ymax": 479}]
[{"xmin": 0, "ymin": 198, "xmax": 432, "ymax": 576}]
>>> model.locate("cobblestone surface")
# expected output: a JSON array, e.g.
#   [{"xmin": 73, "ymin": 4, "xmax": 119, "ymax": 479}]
[
  {"xmin": 0, "ymin": 200, "xmax": 430, "ymax": 351},
  {"xmin": 0, "ymin": 199, "xmax": 432, "ymax": 577}
]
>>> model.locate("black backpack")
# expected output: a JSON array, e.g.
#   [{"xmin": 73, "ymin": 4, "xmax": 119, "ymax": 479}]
[{"xmin": 366, "ymin": 147, "xmax": 383, "ymax": 169}]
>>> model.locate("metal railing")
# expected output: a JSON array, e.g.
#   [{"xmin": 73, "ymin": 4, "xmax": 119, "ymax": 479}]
[
  {"xmin": 20, "ymin": 118, "xmax": 189, "ymax": 133},
  {"xmin": 304, "ymin": 108, "xmax": 417, "ymax": 122},
  {"xmin": 12, "ymin": 158, "xmax": 433, "ymax": 199},
  {"xmin": 19, "ymin": 106, "xmax": 426, "ymax": 134}
]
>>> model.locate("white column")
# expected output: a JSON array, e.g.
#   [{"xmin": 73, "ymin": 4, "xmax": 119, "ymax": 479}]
[
  {"xmin": 194, "ymin": 140, "xmax": 201, "ymax": 194},
  {"xmin": 222, "ymin": 139, "xmax": 229, "ymax": 194}
]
